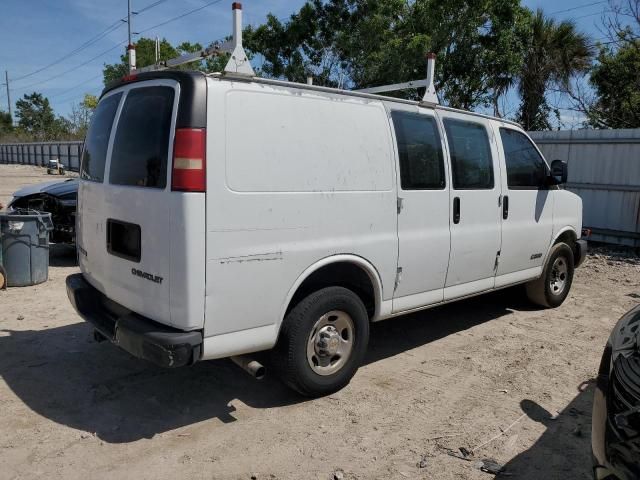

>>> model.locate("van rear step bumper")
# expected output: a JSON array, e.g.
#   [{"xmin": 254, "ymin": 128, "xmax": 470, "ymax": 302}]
[{"xmin": 66, "ymin": 273, "xmax": 202, "ymax": 368}]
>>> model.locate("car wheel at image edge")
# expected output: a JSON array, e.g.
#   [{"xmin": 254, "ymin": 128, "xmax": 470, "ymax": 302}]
[
  {"xmin": 272, "ymin": 286, "xmax": 370, "ymax": 397},
  {"xmin": 526, "ymin": 242, "xmax": 575, "ymax": 308}
]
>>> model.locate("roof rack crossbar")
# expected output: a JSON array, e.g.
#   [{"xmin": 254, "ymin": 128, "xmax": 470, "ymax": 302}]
[
  {"xmin": 356, "ymin": 79, "xmax": 429, "ymax": 95},
  {"xmin": 354, "ymin": 53, "xmax": 439, "ymax": 104}
]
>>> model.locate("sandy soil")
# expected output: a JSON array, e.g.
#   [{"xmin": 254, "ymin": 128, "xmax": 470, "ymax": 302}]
[{"xmin": 1, "ymin": 164, "xmax": 638, "ymax": 480}]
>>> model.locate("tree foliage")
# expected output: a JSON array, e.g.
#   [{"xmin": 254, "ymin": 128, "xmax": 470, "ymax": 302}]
[
  {"xmin": 516, "ymin": 9, "xmax": 593, "ymax": 130},
  {"xmin": 5, "ymin": 92, "xmax": 97, "ymax": 142},
  {"xmin": 588, "ymin": 41, "xmax": 640, "ymax": 128},
  {"xmin": 582, "ymin": 0, "xmax": 640, "ymax": 128},
  {"xmin": 102, "ymin": 38, "xmax": 228, "ymax": 85},
  {"xmin": 66, "ymin": 93, "xmax": 99, "ymax": 139},
  {"xmin": 0, "ymin": 110, "xmax": 12, "ymax": 135},
  {"xmin": 15, "ymin": 92, "xmax": 62, "ymax": 140},
  {"xmin": 244, "ymin": 0, "xmax": 531, "ymax": 111}
]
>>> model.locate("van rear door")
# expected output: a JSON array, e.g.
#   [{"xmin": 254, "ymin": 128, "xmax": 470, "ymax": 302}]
[{"xmin": 77, "ymin": 75, "xmax": 206, "ymax": 331}]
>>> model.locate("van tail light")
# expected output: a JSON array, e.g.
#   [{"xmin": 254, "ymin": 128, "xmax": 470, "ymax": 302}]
[{"xmin": 172, "ymin": 128, "xmax": 206, "ymax": 192}]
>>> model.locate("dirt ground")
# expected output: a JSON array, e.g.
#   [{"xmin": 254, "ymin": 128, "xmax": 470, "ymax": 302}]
[{"xmin": 1, "ymin": 164, "xmax": 638, "ymax": 480}]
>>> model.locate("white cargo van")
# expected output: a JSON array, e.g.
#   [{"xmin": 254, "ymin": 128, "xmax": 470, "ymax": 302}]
[{"xmin": 67, "ymin": 69, "xmax": 587, "ymax": 396}]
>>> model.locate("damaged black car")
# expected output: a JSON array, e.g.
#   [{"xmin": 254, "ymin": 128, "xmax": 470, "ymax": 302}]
[
  {"xmin": 7, "ymin": 178, "xmax": 78, "ymax": 244},
  {"xmin": 592, "ymin": 304, "xmax": 640, "ymax": 480}
]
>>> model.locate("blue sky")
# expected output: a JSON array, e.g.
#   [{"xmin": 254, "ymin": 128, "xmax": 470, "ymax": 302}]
[{"xmin": 0, "ymin": 0, "xmax": 610, "ymax": 127}]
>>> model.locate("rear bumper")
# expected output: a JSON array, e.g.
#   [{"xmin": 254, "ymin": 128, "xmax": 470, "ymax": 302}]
[
  {"xmin": 575, "ymin": 239, "xmax": 588, "ymax": 268},
  {"xmin": 66, "ymin": 273, "xmax": 202, "ymax": 368}
]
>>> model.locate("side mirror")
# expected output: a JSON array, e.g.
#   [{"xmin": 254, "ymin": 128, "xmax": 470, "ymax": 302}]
[{"xmin": 550, "ymin": 159, "xmax": 568, "ymax": 185}]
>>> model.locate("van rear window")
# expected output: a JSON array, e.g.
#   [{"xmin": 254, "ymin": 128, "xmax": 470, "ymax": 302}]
[
  {"xmin": 80, "ymin": 93, "xmax": 121, "ymax": 182},
  {"xmin": 109, "ymin": 86, "xmax": 175, "ymax": 189}
]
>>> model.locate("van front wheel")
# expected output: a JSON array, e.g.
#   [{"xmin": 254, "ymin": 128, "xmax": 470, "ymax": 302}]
[
  {"xmin": 526, "ymin": 242, "xmax": 574, "ymax": 308},
  {"xmin": 272, "ymin": 286, "xmax": 369, "ymax": 397}
]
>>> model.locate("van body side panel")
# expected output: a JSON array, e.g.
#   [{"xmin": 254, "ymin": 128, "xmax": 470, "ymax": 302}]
[
  {"xmin": 203, "ymin": 79, "xmax": 397, "ymax": 343},
  {"xmin": 169, "ymin": 193, "xmax": 206, "ymax": 330},
  {"xmin": 551, "ymin": 190, "xmax": 581, "ymax": 242}
]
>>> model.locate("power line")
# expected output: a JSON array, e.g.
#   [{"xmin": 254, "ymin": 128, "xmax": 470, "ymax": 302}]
[
  {"xmin": 11, "ymin": 0, "xmax": 229, "ymax": 104},
  {"xmin": 548, "ymin": 1, "xmax": 608, "ymax": 15},
  {"xmin": 572, "ymin": 9, "xmax": 613, "ymax": 21},
  {"xmin": 137, "ymin": 0, "xmax": 225, "ymax": 35},
  {"xmin": 135, "ymin": 0, "xmax": 170, "ymax": 14},
  {"xmin": 13, "ymin": 42, "xmax": 127, "ymax": 94},
  {"xmin": 11, "ymin": 21, "xmax": 124, "ymax": 83},
  {"xmin": 49, "ymin": 73, "xmax": 104, "ymax": 101},
  {"xmin": 11, "ymin": 0, "xmax": 169, "ymax": 84}
]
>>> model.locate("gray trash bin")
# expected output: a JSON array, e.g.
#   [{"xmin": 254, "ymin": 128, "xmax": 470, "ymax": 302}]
[{"xmin": 0, "ymin": 211, "xmax": 54, "ymax": 287}]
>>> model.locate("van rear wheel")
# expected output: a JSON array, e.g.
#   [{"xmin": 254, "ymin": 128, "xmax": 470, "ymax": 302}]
[
  {"xmin": 526, "ymin": 242, "xmax": 574, "ymax": 308},
  {"xmin": 272, "ymin": 286, "xmax": 369, "ymax": 397}
]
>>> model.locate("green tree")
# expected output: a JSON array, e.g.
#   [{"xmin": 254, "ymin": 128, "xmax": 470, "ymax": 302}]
[
  {"xmin": 587, "ymin": 41, "xmax": 640, "ymax": 128},
  {"xmin": 579, "ymin": 0, "xmax": 640, "ymax": 128},
  {"xmin": 15, "ymin": 92, "xmax": 57, "ymax": 140},
  {"xmin": 244, "ymin": 0, "xmax": 530, "ymax": 111},
  {"xmin": 102, "ymin": 38, "xmax": 226, "ymax": 85},
  {"xmin": 243, "ymin": 0, "xmax": 351, "ymax": 86},
  {"xmin": 103, "ymin": 38, "xmax": 179, "ymax": 85},
  {"xmin": 66, "ymin": 93, "xmax": 99, "ymax": 139},
  {"xmin": 516, "ymin": 9, "xmax": 593, "ymax": 130},
  {"xmin": 0, "ymin": 110, "xmax": 12, "ymax": 135},
  {"xmin": 82, "ymin": 93, "xmax": 98, "ymax": 110}
]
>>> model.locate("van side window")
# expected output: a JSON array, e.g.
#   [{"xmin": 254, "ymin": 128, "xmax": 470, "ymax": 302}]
[
  {"xmin": 443, "ymin": 118, "xmax": 494, "ymax": 190},
  {"xmin": 499, "ymin": 128, "xmax": 548, "ymax": 189},
  {"xmin": 109, "ymin": 86, "xmax": 175, "ymax": 189},
  {"xmin": 391, "ymin": 111, "xmax": 445, "ymax": 190},
  {"xmin": 80, "ymin": 93, "xmax": 121, "ymax": 182}
]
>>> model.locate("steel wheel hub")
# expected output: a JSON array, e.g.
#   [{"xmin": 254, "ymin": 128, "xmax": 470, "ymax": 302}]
[
  {"xmin": 307, "ymin": 310, "xmax": 355, "ymax": 376},
  {"xmin": 550, "ymin": 256, "xmax": 568, "ymax": 296}
]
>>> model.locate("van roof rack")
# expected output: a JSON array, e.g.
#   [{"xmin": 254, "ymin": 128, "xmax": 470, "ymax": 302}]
[
  {"xmin": 134, "ymin": 2, "xmax": 440, "ymax": 104},
  {"xmin": 355, "ymin": 53, "xmax": 439, "ymax": 104},
  {"xmin": 135, "ymin": 2, "xmax": 254, "ymax": 76}
]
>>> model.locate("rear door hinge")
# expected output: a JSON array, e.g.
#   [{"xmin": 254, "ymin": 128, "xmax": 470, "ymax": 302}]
[
  {"xmin": 394, "ymin": 267, "xmax": 403, "ymax": 292},
  {"xmin": 397, "ymin": 197, "xmax": 404, "ymax": 214},
  {"xmin": 494, "ymin": 251, "xmax": 501, "ymax": 271}
]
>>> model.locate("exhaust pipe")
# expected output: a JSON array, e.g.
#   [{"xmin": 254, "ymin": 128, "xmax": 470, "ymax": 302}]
[{"xmin": 230, "ymin": 355, "xmax": 265, "ymax": 380}]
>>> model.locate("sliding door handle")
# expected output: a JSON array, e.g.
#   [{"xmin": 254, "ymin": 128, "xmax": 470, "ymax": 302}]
[
  {"xmin": 453, "ymin": 197, "xmax": 460, "ymax": 224},
  {"xmin": 503, "ymin": 195, "xmax": 509, "ymax": 220}
]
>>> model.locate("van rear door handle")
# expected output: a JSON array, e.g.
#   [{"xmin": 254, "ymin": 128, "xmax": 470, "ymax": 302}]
[
  {"xmin": 503, "ymin": 195, "xmax": 509, "ymax": 220},
  {"xmin": 453, "ymin": 197, "xmax": 460, "ymax": 224}
]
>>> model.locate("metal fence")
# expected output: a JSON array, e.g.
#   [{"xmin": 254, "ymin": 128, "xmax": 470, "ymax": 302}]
[
  {"xmin": 530, "ymin": 128, "xmax": 640, "ymax": 247},
  {"xmin": 0, "ymin": 141, "xmax": 84, "ymax": 172}
]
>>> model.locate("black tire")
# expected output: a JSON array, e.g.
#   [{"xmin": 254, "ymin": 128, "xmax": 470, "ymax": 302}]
[
  {"xmin": 272, "ymin": 286, "xmax": 369, "ymax": 397},
  {"xmin": 526, "ymin": 242, "xmax": 574, "ymax": 308}
]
